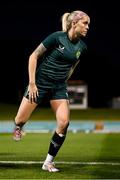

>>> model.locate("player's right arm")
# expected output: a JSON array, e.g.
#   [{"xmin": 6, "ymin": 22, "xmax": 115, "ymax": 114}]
[
  {"xmin": 28, "ymin": 32, "xmax": 57, "ymax": 103},
  {"xmin": 28, "ymin": 43, "xmax": 47, "ymax": 103}
]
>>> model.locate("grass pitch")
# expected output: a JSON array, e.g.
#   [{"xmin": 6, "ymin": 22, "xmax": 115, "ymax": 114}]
[{"xmin": 0, "ymin": 132, "xmax": 120, "ymax": 179}]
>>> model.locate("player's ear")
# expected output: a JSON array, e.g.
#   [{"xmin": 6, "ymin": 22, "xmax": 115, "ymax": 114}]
[{"xmin": 72, "ymin": 21, "xmax": 77, "ymax": 27}]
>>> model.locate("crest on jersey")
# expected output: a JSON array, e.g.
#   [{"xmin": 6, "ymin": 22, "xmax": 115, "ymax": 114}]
[{"xmin": 76, "ymin": 50, "xmax": 81, "ymax": 59}]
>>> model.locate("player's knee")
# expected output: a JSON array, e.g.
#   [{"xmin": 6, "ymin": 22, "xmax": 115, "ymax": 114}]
[{"xmin": 58, "ymin": 118, "xmax": 69, "ymax": 129}]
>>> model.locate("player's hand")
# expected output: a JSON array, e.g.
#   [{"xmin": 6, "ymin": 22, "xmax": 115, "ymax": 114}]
[{"xmin": 27, "ymin": 83, "xmax": 39, "ymax": 103}]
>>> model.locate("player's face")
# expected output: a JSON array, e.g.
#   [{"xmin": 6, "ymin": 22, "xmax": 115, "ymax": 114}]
[{"xmin": 75, "ymin": 15, "xmax": 90, "ymax": 38}]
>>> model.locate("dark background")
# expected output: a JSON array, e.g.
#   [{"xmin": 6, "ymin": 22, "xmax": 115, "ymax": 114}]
[{"xmin": 0, "ymin": 0, "xmax": 120, "ymax": 107}]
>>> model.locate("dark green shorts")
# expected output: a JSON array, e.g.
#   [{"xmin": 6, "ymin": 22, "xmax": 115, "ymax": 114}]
[{"xmin": 24, "ymin": 81, "xmax": 69, "ymax": 104}]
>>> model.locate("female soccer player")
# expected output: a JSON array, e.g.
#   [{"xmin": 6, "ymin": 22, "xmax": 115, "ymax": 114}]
[{"xmin": 13, "ymin": 10, "xmax": 90, "ymax": 172}]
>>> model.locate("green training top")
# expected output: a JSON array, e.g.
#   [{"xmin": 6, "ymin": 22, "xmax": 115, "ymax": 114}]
[{"xmin": 36, "ymin": 31, "xmax": 87, "ymax": 82}]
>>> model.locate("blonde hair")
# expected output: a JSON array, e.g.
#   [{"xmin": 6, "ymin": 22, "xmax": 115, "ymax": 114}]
[
  {"xmin": 62, "ymin": 12, "xmax": 70, "ymax": 32},
  {"xmin": 62, "ymin": 10, "xmax": 88, "ymax": 32}
]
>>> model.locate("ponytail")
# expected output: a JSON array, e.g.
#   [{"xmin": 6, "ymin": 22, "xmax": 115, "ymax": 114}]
[{"xmin": 61, "ymin": 12, "xmax": 70, "ymax": 32}]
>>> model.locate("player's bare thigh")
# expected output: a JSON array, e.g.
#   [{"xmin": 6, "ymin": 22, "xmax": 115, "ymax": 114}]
[{"xmin": 50, "ymin": 99, "xmax": 69, "ymax": 112}]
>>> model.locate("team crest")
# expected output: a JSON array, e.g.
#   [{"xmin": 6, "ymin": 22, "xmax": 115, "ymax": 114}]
[{"xmin": 76, "ymin": 50, "xmax": 81, "ymax": 59}]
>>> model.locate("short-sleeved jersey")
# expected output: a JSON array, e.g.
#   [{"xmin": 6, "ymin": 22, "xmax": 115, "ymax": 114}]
[{"xmin": 36, "ymin": 31, "xmax": 87, "ymax": 83}]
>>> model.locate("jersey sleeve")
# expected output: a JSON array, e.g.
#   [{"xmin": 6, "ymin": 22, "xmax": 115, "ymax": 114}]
[{"xmin": 41, "ymin": 32, "xmax": 58, "ymax": 49}]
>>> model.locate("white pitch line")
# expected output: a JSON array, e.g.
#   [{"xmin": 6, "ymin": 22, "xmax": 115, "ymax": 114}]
[{"xmin": 0, "ymin": 161, "xmax": 120, "ymax": 166}]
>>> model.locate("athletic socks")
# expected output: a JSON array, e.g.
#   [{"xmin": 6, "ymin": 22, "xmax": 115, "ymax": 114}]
[
  {"xmin": 14, "ymin": 122, "xmax": 25, "ymax": 129},
  {"xmin": 44, "ymin": 154, "xmax": 54, "ymax": 164},
  {"xmin": 48, "ymin": 131, "xmax": 66, "ymax": 157},
  {"xmin": 44, "ymin": 132, "xmax": 66, "ymax": 164}
]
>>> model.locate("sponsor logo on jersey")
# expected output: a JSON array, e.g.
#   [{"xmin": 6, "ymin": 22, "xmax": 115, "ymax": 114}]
[{"xmin": 57, "ymin": 45, "xmax": 65, "ymax": 52}]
